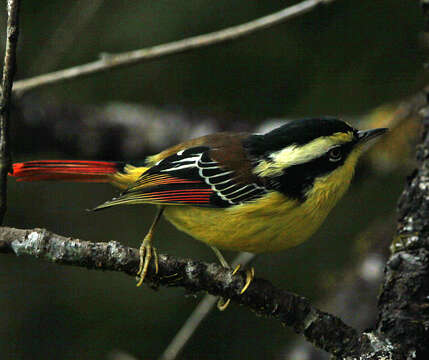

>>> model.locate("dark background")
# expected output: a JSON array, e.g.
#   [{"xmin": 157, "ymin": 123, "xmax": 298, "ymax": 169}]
[{"xmin": 0, "ymin": 1, "xmax": 423, "ymax": 359}]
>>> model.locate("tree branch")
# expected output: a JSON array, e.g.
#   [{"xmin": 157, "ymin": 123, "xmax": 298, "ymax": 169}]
[
  {"xmin": 284, "ymin": 217, "xmax": 394, "ymax": 360},
  {"xmin": 0, "ymin": 0, "xmax": 21, "ymax": 223},
  {"xmin": 371, "ymin": 3, "xmax": 429, "ymax": 358},
  {"xmin": 375, "ymin": 99, "xmax": 429, "ymax": 358},
  {"xmin": 12, "ymin": 0, "xmax": 335, "ymax": 96},
  {"xmin": 0, "ymin": 225, "xmax": 381, "ymax": 358},
  {"xmin": 159, "ymin": 252, "xmax": 256, "ymax": 360}
]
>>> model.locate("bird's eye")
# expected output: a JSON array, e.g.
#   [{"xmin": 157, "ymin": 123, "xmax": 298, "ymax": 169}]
[{"xmin": 328, "ymin": 147, "xmax": 342, "ymax": 162}]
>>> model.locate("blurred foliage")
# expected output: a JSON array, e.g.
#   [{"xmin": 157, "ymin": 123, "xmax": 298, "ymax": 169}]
[
  {"xmin": 0, "ymin": 1, "xmax": 425, "ymax": 359},
  {"xmin": 361, "ymin": 103, "xmax": 421, "ymax": 172},
  {"xmin": 1, "ymin": 0, "xmax": 424, "ymax": 117}
]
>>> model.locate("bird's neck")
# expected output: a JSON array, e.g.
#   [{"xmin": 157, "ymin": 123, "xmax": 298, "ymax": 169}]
[{"xmin": 304, "ymin": 148, "xmax": 362, "ymax": 210}]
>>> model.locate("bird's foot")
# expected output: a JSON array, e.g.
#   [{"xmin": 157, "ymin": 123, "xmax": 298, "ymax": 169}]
[
  {"xmin": 136, "ymin": 236, "xmax": 158, "ymax": 287},
  {"xmin": 216, "ymin": 265, "xmax": 255, "ymax": 311},
  {"xmin": 231, "ymin": 264, "xmax": 254, "ymax": 294}
]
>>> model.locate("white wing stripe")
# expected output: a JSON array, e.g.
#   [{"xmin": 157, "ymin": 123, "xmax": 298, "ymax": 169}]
[
  {"xmin": 208, "ymin": 179, "xmax": 233, "ymax": 186},
  {"xmin": 228, "ymin": 188, "xmax": 261, "ymax": 201},
  {"xmin": 216, "ymin": 183, "xmax": 240, "ymax": 192},
  {"xmin": 172, "ymin": 156, "xmax": 200, "ymax": 164},
  {"xmin": 162, "ymin": 164, "xmax": 196, "ymax": 171},
  {"xmin": 222, "ymin": 185, "xmax": 251, "ymax": 196},
  {"xmin": 198, "ymin": 165, "xmax": 218, "ymax": 170},
  {"xmin": 155, "ymin": 149, "xmax": 267, "ymax": 205},
  {"xmin": 207, "ymin": 170, "xmax": 233, "ymax": 178}
]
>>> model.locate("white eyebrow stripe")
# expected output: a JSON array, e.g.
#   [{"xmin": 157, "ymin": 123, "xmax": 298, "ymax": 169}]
[
  {"xmin": 273, "ymin": 137, "xmax": 334, "ymax": 165},
  {"xmin": 254, "ymin": 135, "xmax": 351, "ymax": 177}
]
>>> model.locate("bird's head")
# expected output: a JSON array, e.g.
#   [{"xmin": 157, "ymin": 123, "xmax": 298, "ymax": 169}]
[{"xmin": 244, "ymin": 117, "xmax": 387, "ymax": 201}]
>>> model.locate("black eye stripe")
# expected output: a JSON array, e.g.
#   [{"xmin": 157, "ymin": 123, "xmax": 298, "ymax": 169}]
[{"xmin": 265, "ymin": 142, "xmax": 355, "ymax": 201}]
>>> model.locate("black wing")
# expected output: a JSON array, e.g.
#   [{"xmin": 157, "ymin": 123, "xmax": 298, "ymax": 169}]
[{"xmin": 96, "ymin": 146, "xmax": 268, "ymax": 209}]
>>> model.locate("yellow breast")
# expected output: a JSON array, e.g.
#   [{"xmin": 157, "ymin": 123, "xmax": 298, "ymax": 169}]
[{"xmin": 164, "ymin": 148, "xmax": 361, "ymax": 254}]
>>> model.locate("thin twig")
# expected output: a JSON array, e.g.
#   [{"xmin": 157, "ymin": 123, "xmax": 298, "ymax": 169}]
[
  {"xmin": 0, "ymin": 225, "xmax": 382, "ymax": 358},
  {"xmin": 0, "ymin": 0, "xmax": 21, "ymax": 223},
  {"xmin": 159, "ymin": 252, "xmax": 256, "ymax": 360},
  {"xmin": 12, "ymin": 0, "xmax": 335, "ymax": 95}
]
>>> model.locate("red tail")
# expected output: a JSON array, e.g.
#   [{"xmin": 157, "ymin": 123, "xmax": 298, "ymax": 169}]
[{"xmin": 10, "ymin": 160, "xmax": 124, "ymax": 182}]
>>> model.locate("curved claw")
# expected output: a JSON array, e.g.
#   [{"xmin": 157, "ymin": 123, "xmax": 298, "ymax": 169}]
[
  {"xmin": 217, "ymin": 297, "xmax": 231, "ymax": 311},
  {"xmin": 240, "ymin": 267, "xmax": 254, "ymax": 295},
  {"xmin": 231, "ymin": 264, "xmax": 241, "ymax": 275},
  {"xmin": 216, "ymin": 265, "xmax": 255, "ymax": 311}
]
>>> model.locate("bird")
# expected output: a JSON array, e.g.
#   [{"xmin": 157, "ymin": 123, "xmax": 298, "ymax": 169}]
[{"xmin": 10, "ymin": 117, "xmax": 387, "ymax": 309}]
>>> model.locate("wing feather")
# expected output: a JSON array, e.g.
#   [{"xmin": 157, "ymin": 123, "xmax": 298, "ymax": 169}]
[{"xmin": 94, "ymin": 145, "xmax": 268, "ymax": 210}]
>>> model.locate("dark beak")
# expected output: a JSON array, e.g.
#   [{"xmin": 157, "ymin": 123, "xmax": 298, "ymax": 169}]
[{"xmin": 357, "ymin": 128, "xmax": 388, "ymax": 143}]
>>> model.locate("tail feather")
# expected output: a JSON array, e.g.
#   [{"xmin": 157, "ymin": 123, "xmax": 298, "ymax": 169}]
[{"xmin": 10, "ymin": 160, "xmax": 125, "ymax": 182}]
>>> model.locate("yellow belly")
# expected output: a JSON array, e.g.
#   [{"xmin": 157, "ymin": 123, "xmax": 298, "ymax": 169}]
[
  {"xmin": 163, "ymin": 151, "xmax": 358, "ymax": 253},
  {"xmin": 164, "ymin": 191, "xmax": 333, "ymax": 253}
]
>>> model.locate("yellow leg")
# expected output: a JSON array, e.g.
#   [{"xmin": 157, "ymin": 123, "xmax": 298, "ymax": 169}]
[
  {"xmin": 210, "ymin": 246, "xmax": 229, "ymax": 268},
  {"xmin": 136, "ymin": 207, "xmax": 165, "ymax": 287},
  {"xmin": 210, "ymin": 246, "xmax": 254, "ymax": 311}
]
